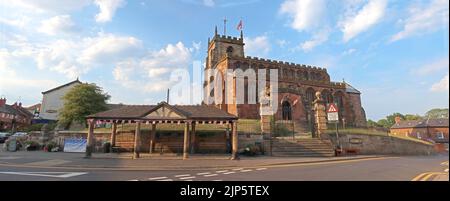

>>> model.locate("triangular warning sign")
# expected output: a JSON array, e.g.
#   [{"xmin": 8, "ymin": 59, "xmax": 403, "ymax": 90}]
[{"xmin": 328, "ymin": 104, "xmax": 338, "ymax": 113}]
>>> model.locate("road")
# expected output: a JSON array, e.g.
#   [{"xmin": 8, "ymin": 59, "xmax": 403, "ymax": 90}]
[{"xmin": 0, "ymin": 155, "xmax": 448, "ymax": 181}]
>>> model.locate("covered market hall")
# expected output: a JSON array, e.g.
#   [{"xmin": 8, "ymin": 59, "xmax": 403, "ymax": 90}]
[{"xmin": 85, "ymin": 102, "xmax": 239, "ymax": 160}]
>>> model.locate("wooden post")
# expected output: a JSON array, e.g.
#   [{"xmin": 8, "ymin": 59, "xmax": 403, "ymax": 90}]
[
  {"xmin": 110, "ymin": 122, "xmax": 117, "ymax": 152},
  {"xmin": 231, "ymin": 121, "xmax": 239, "ymax": 160},
  {"xmin": 190, "ymin": 122, "xmax": 196, "ymax": 154},
  {"xmin": 133, "ymin": 121, "xmax": 141, "ymax": 159},
  {"xmin": 85, "ymin": 119, "xmax": 95, "ymax": 158},
  {"xmin": 183, "ymin": 122, "xmax": 190, "ymax": 160},
  {"xmin": 149, "ymin": 123, "xmax": 156, "ymax": 154}
]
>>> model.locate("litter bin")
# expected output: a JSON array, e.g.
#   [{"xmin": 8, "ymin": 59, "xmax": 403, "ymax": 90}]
[
  {"xmin": 103, "ymin": 142, "xmax": 111, "ymax": 153},
  {"xmin": 8, "ymin": 138, "xmax": 17, "ymax": 152}
]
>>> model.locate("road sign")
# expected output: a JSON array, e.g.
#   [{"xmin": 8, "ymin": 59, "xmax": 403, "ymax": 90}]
[
  {"xmin": 327, "ymin": 103, "xmax": 339, "ymax": 122},
  {"xmin": 327, "ymin": 103, "xmax": 339, "ymax": 113}
]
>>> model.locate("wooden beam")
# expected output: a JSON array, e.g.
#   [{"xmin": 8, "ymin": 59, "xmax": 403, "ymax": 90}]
[
  {"xmin": 231, "ymin": 121, "xmax": 239, "ymax": 160},
  {"xmin": 110, "ymin": 122, "xmax": 117, "ymax": 152},
  {"xmin": 149, "ymin": 123, "xmax": 156, "ymax": 154},
  {"xmin": 133, "ymin": 122, "xmax": 141, "ymax": 159},
  {"xmin": 190, "ymin": 122, "xmax": 196, "ymax": 154},
  {"xmin": 85, "ymin": 120, "xmax": 95, "ymax": 158},
  {"xmin": 183, "ymin": 122, "xmax": 190, "ymax": 160}
]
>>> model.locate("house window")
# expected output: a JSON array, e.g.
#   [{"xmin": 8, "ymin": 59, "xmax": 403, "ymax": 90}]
[
  {"xmin": 436, "ymin": 132, "xmax": 444, "ymax": 139},
  {"xmin": 416, "ymin": 132, "xmax": 421, "ymax": 139}
]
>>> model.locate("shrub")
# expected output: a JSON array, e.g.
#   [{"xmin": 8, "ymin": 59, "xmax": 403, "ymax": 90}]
[
  {"xmin": 242, "ymin": 144, "xmax": 261, "ymax": 156},
  {"xmin": 44, "ymin": 141, "xmax": 58, "ymax": 152},
  {"xmin": 24, "ymin": 140, "xmax": 41, "ymax": 151}
]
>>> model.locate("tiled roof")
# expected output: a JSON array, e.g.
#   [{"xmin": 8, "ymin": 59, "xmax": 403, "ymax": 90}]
[
  {"xmin": 391, "ymin": 118, "xmax": 449, "ymax": 129},
  {"xmin": 88, "ymin": 102, "xmax": 238, "ymax": 120},
  {"xmin": 0, "ymin": 104, "xmax": 33, "ymax": 118}
]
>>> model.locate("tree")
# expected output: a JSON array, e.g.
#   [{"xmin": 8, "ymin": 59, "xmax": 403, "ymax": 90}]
[
  {"xmin": 367, "ymin": 119, "xmax": 380, "ymax": 127},
  {"xmin": 404, "ymin": 114, "xmax": 422, "ymax": 121},
  {"xmin": 425, "ymin": 108, "xmax": 449, "ymax": 119},
  {"xmin": 376, "ymin": 119, "xmax": 390, "ymax": 128},
  {"xmin": 384, "ymin": 112, "xmax": 405, "ymax": 128},
  {"xmin": 59, "ymin": 84, "xmax": 110, "ymax": 127}
]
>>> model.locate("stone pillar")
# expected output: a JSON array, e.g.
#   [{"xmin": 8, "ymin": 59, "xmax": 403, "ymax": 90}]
[
  {"xmin": 313, "ymin": 92, "xmax": 328, "ymax": 140},
  {"xmin": 183, "ymin": 122, "xmax": 190, "ymax": 160},
  {"xmin": 133, "ymin": 122, "xmax": 141, "ymax": 159},
  {"xmin": 190, "ymin": 122, "xmax": 196, "ymax": 154},
  {"xmin": 149, "ymin": 123, "xmax": 156, "ymax": 154},
  {"xmin": 110, "ymin": 123, "xmax": 117, "ymax": 151},
  {"xmin": 85, "ymin": 120, "xmax": 95, "ymax": 158},
  {"xmin": 260, "ymin": 115, "xmax": 273, "ymax": 155},
  {"xmin": 231, "ymin": 121, "xmax": 239, "ymax": 160}
]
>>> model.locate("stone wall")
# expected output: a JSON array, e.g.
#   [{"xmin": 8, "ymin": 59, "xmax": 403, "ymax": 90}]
[{"xmin": 328, "ymin": 133, "xmax": 436, "ymax": 155}]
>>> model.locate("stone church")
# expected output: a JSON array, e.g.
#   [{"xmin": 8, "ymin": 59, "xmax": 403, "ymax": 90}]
[{"xmin": 203, "ymin": 28, "xmax": 367, "ymax": 130}]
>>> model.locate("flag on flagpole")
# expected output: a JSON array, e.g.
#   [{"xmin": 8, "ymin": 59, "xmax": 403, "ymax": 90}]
[{"xmin": 237, "ymin": 19, "xmax": 243, "ymax": 31}]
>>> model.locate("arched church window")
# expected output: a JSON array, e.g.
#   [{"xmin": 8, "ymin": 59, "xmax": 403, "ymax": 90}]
[
  {"xmin": 282, "ymin": 101, "xmax": 292, "ymax": 121},
  {"xmin": 306, "ymin": 88, "xmax": 315, "ymax": 103}
]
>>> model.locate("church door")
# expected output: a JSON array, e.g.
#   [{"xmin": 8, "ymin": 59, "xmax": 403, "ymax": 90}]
[{"xmin": 282, "ymin": 101, "xmax": 292, "ymax": 121}]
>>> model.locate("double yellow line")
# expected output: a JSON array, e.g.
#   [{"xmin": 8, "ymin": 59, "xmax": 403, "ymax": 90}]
[{"xmin": 411, "ymin": 172, "xmax": 448, "ymax": 181}]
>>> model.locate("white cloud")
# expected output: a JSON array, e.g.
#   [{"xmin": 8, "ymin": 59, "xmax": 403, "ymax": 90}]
[
  {"xmin": 36, "ymin": 33, "xmax": 143, "ymax": 78},
  {"xmin": 38, "ymin": 15, "xmax": 79, "ymax": 35},
  {"xmin": 244, "ymin": 36, "xmax": 271, "ymax": 57},
  {"xmin": 279, "ymin": 0, "xmax": 326, "ymax": 32},
  {"xmin": 299, "ymin": 29, "xmax": 330, "ymax": 52},
  {"xmin": 203, "ymin": 0, "xmax": 215, "ymax": 7},
  {"xmin": 5, "ymin": 0, "xmax": 92, "ymax": 13},
  {"xmin": 113, "ymin": 42, "xmax": 193, "ymax": 92},
  {"xmin": 431, "ymin": 75, "xmax": 449, "ymax": 92},
  {"xmin": 340, "ymin": 0, "xmax": 387, "ymax": 42},
  {"xmin": 94, "ymin": 0, "xmax": 126, "ymax": 23},
  {"xmin": 79, "ymin": 33, "xmax": 143, "ymax": 64},
  {"xmin": 0, "ymin": 16, "xmax": 31, "ymax": 29},
  {"xmin": 412, "ymin": 57, "xmax": 449, "ymax": 76},
  {"xmin": 342, "ymin": 48, "xmax": 357, "ymax": 56},
  {"xmin": 0, "ymin": 49, "xmax": 57, "ymax": 98},
  {"xmin": 391, "ymin": 0, "xmax": 449, "ymax": 42}
]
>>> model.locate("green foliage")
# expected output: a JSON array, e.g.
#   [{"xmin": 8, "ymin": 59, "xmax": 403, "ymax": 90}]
[
  {"xmin": 404, "ymin": 114, "xmax": 422, "ymax": 121},
  {"xmin": 425, "ymin": 108, "xmax": 449, "ymax": 119},
  {"xmin": 376, "ymin": 119, "xmax": 390, "ymax": 128},
  {"xmin": 23, "ymin": 123, "xmax": 57, "ymax": 132},
  {"xmin": 242, "ymin": 144, "xmax": 261, "ymax": 156},
  {"xmin": 367, "ymin": 119, "xmax": 380, "ymax": 127},
  {"xmin": 59, "ymin": 84, "xmax": 110, "ymax": 127}
]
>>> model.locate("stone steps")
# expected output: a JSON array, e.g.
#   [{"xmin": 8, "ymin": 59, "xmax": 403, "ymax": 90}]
[{"xmin": 271, "ymin": 138, "xmax": 335, "ymax": 157}]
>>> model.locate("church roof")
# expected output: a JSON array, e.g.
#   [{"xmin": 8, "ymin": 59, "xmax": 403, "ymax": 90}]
[{"xmin": 344, "ymin": 83, "xmax": 361, "ymax": 94}]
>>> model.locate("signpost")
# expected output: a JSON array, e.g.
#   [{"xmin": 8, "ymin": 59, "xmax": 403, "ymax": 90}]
[{"xmin": 327, "ymin": 103, "xmax": 341, "ymax": 153}]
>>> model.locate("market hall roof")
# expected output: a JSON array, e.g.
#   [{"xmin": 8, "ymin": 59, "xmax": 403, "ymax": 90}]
[{"xmin": 87, "ymin": 102, "xmax": 238, "ymax": 121}]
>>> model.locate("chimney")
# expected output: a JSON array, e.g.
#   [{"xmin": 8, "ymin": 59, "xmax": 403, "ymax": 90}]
[
  {"xmin": 18, "ymin": 102, "xmax": 22, "ymax": 107},
  {"xmin": 0, "ymin": 98, "xmax": 5, "ymax": 107},
  {"xmin": 394, "ymin": 116, "xmax": 402, "ymax": 124}
]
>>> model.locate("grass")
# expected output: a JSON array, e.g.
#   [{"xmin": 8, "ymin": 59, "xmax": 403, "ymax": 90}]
[
  {"xmin": 326, "ymin": 128, "xmax": 389, "ymax": 136},
  {"xmin": 326, "ymin": 127, "xmax": 433, "ymax": 145}
]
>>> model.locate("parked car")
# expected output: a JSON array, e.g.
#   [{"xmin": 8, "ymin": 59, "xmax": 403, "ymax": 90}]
[
  {"xmin": 0, "ymin": 132, "xmax": 10, "ymax": 143},
  {"xmin": 11, "ymin": 132, "xmax": 28, "ymax": 140}
]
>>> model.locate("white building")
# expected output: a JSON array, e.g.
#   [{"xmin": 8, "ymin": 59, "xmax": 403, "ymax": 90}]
[{"xmin": 39, "ymin": 79, "xmax": 82, "ymax": 121}]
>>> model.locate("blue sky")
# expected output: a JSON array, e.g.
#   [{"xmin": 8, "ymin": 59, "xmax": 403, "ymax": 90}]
[{"xmin": 0, "ymin": 0, "xmax": 448, "ymax": 120}]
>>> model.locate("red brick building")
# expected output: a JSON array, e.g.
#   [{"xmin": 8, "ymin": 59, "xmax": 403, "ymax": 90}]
[
  {"xmin": 203, "ymin": 30, "xmax": 367, "ymax": 130},
  {"xmin": 0, "ymin": 98, "xmax": 34, "ymax": 132},
  {"xmin": 390, "ymin": 118, "xmax": 449, "ymax": 143}
]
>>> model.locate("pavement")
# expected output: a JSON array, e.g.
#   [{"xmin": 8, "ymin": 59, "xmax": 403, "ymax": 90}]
[
  {"xmin": 0, "ymin": 147, "xmax": 448, "ymax": 181},
  {"xmin": 0, "ymin": 150, "xmax": 384, "ymax": 170}
]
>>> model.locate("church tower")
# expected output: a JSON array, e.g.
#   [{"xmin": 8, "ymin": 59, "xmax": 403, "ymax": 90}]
[{"xmin": 206, "ymin": 26, "xmax": 245, "ymax": 70}]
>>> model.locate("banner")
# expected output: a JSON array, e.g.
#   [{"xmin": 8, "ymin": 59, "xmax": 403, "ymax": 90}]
[{"xmin": 63, "ymin": 138, "xmax": 87, "ymax": 153}]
